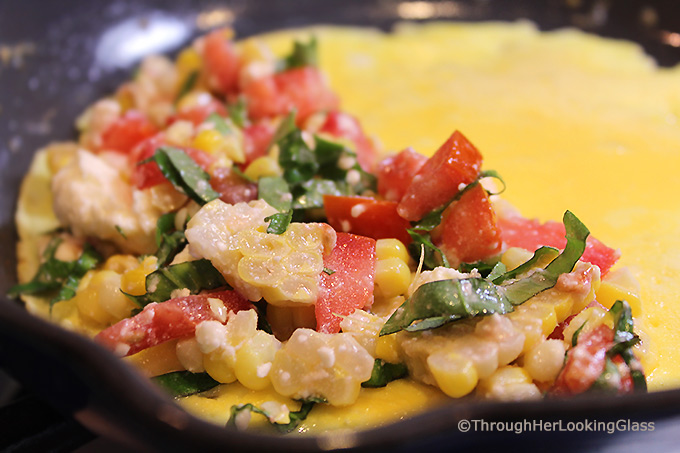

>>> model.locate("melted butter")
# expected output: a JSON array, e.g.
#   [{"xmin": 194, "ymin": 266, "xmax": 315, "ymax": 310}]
[{"xmin": 257, "ymin": 22, "xmax": 680, "ymax": 391}]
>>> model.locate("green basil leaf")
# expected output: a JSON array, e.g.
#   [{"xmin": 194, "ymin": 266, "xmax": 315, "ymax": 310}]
[
  {"xmin": 205, "ymin": 112, "xmax": 234, "ymax": 136},
  {"xmin": 361, "ymin": 359, "xmax": 408, "ymax": 388},
  {"xmin": 147, "ymin": 146, "xmax": 220, "ymax": 205},
  {"xmin": 228, "ymin": 96, "xmax": 249, "ymax": 128},
  {"xmin": 127, "ymin": 259, "xmax": 227, "ymax": 306},
  {"xmin": 486, "ymin": 261, "xmax": 507, "ymax": 281},
  {"xmin": 292, "ymin": 179, "xmax": 347, "ymax": 210},
  {"xmin": 502, "ymin": 210, "xmax": 589, "ymax": 305},
  {"xmin": 258, "ymin": 176, "xmax": 293, "ymax": 211},
  {"xmin": 174, "ymin": 70, "xmax": 199, "ymax": 104},
  {"xmin": 380, "ymin": 278, "xmax": 514, "ymax": 336},
  {"xmin": 227, "ymin": 400, "xmax": 316, "ymax": 433},
  {"xmin": 571, "ymin": 321, "xmax": 588, "ymax": 347},
  {"xmin": 265, "ymin": 210, "xmax": 293, "ymax": 235},
  {"xmin": 589, "ymin": 357, "xmax": 621, "ymax": 393},
  {"xmin": 608, "ymin": 299, "xmax": 647, "ymax": 391},
  {"xmin": 278, "ymin": 129, "xmax": 319, "ymax": 185},
  {"xmin": 322, "ymin": 267, "xmax": 335, "ymax": 275},
  {"xmin": 479, "ymin": 169, "xmax": 506, "ymax": 195},
  {"xmin": 406, "ymin": 230, "xmax": 450, "ymax": 270},
  {"xmin": 152, "ymin": 371, "xmax": 219, "ymax": 397},
  {"xmin": 154, "ymin": 212, "xmax": 188, "ymax": 267},
  {"xmin": 458, "ymin": 257, "xmax": 502, "ymax": 278},
  {"xmin": 280, "ymin": 36, "xmax": 318, "ymax": 71},
  {"xmin": 270, "ymin": 111, "xmax": 297, "ymax": 151},
  {"xmin": 492, "ymin": 246, "xmax": 559, "ymax": 285}
]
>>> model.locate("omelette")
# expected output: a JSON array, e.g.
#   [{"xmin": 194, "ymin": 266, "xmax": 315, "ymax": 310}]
[{"xmin": 13, "ymin": 22, "xmax": 678, "ymax": 433}]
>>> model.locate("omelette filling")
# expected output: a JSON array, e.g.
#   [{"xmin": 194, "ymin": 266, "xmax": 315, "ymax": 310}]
[{"xmin": 11, "ymin": 27, "xmax": 647, "ymax": 433}]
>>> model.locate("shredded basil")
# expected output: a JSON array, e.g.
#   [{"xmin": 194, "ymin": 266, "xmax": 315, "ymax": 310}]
[
  {"xmin": 491, "ymin": 246, "xmax": 559, "ymax": 285},
  {"xmin": 8, "ymin": 237, "xmax": 101, "ymax": 309},
  {"xmin": 280, "ymin": 36, "xmax": 318, "ymax": 71},
  {"xmin": 381, "ymin": 211, "xmax": 589, "ymax": 335},
  {"xmin": 142, "ymin": 146, "xmax": 220, "ymax": 205},
  {"xmin": 205, "ymin": 112, "xmax": 234, "ymax": 136},
  {"xmin": 228, "ymin": 96, "xmax": 248, "ymax": 128},
  {"xmin": 154, "ymin": 212, "xmax": 187, "ymax": 267},
  {"xmin": 589, "ymin": 357, "xmax": 622, "ymax": 393},
  {"xmin": 115, "ymin": 225, "xmax": 127, "ymax": 239},
  {"xmin": 361, "ymin": 359, "xmax": 408, "ymax": 388},
  {"xmin": 124, "ymin": 259, "xmax": 227, "ymax": 307},
  {"xmin": 152, "ymin": 371, "xmax": 219, "ymax": 397},
  {"xmin": 265, "ymin": 210, "xmax": 293, "ymax": 235},
  {"xmin": 607, "ymin": 299, "xmax": 646, "ymax": 391},
  {"xmin": 174, "ymin": 70, "xmax": 199, "ymax": 104},
  {"xmin": 322, "ymin": 267, "xmax": 335, "ymax": 275},
  {"xmin": 258, "ymin": 176, "xmax": 293, "ymax": 211},
  {"xmin": 407, "ymin": 232, "xmax": 450, "ymax": 270},
  {"xmin": 571, "ymin": 321, "xmax": 588, "ymax": 347},
  {"xmin": 227, "ymin": 400, "xmax": 317, "ymax": 433}
]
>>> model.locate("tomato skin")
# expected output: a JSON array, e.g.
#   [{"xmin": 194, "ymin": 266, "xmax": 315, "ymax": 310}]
[
  {"xmin": 130, "ymin": 134, "xmax": 215, "ymax": 190},
  {"xmin": 431, "ymin": 184, "xmax": 502, "ymax": 267},
  {"xmin": 210, "ymin": 167, "xmax": 258, "ymax": 204},
  {"xmin": 316, "ymin": 233, "xmax": 376, "ymax": 334},
  {"xmin": 170, "ymin": 101, "xmax": 227, "ymax": 126},
  {"xmin": 244, "ymin": 67, "xmax": 339, "ymax": 124},
  {"xmin": 203, "ymin": 30, "xmax": 240, "ymax": 94},
  {"xmin": 243, "ymin": 120, "xmax": 276, "ymax": 165},
  {"xmin": 323, "ymin": 195, "xmax": 412, "ymax": 245},
  {"xmin": 497, "ymin": 215, "xmax": 621, "ymax": 275},
  {"xmin": 99, "ymin": 111, "xmax": 158, "ymax": 154},
  {"xmin": 94, "ymin": 290, "xmax": 253, "ymax": 357},
  {"xmin": 319, "ymin": 111, "xmax": 377, "ymax": 171},
  {"xmin": 376, "ymin": 147, "xmax": 427, "ymax": 202},
  {"xmin": 397, "ymin": 131, "xmax": 483, "ymax": 221}
]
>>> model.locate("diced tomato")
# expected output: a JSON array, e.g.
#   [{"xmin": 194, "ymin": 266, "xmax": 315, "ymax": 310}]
[
  {"xmin": 397, "ymin": 131, "xmax": 483, "ymax": 221},
  {"xmin": 316, "ymin": 233, "xmax": 376, "ymax": 334},
  {"xmin": 99, "ymin": 110, "xmax": 158, "ymax": 154},
  {"xmin": 319, "ymin": 111, "xmax": 377, "ymax": 172},
  {"xmin": 431, "ymin": 184, "xmax": 502, "ymax": 267},
  {"xmin": 323, "ymin": 195, "xmax": 412, "ymax": 245},
  {"xmin": 497, "ymin": 215, "xmax": 621, "ymax": 275},
  {"xmin": 243, "ymin": 120, "xmax": 276, "ymax": 165},
  {"xmin": 210, "ymin": 167, "xmax": 258, "ymax": 204},
  {"xmin": 94, "ymin": 290, "xmax": 253, "ymax": 357},
  {"xmin": 203, "ymin": 29, "xmax": 240, "ymax": 94},
  {"xmin": 243, "ymin": 67, "xmax": 339, "ymax": 124},
  {"xmin": 170, "ymin": 101, "xmax": 227, "ymax": 126},
  {"xmin": 130, "ymin": 134, "xmax": 215, "ymax": 190},
  {"xmin": 376, "ymin": 147, "xmax": 428, "ymax": 202}
]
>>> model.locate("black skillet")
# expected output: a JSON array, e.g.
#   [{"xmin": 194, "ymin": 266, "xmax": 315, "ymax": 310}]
[{"xmin": 1, "ymin": 1, "xmax": 680, "ymax": 451}]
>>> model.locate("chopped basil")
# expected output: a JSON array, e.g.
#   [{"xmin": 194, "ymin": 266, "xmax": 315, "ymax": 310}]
[
  {"xmin": 479, "ymin": 169, "xmax": 506, "ymax": 195},
  {"xmin": 280, "ymin": 36, "xmax": 318, "ymax": 71},
  {"xmin": 292, "ymin": 179, "xmax": 348, "ymax": 210},
  {"xmin": 152, "ymin": 371, "xmax": 219, "ymax": 397},
  {"xmin": 279, "ymin": 128, "xmax": 319, "ymax": 185},
  {"xmin": 589, "ymin": 357, "xmax": 622, "ymax": 393},
  {"xmin": 205, "ymin": 112, "xmax": 234, "ymax": 136},
  {"xmin": 407, "ymin": 232, "xmax": 450, "ymax": 270},
  {"xmin": 115, "ymin": 225, "xmax": 127, "ymax": 239},
  {"xmin": 491, "ymin": 246, "xmax": 559, "ymax": 285},
  {"xmin": 8, "ymin": 237, "xmax": 101, "ymax": 309},
  {"xmin": 124, "ymin": 259, "xmax": 227, "ymax": 306},
  {"xmin": 174, "ymin": 69, "xmax": 199, "ymax": 104},
  {"xmin": 486, "ymin": 261, "xmax": 507, "ymax": 281},
  {"xmin": 361, "ymin": 359, "xmax": 408, "ymax": 388},
  {"xmin": 227, "ymin": 400, "xmax": 316, "ymax": 433},
  {"xmin": 571, "ymin": 321, "xmax": 588, "ymax": 347},
  {"xmin": 458, "ymin": 258, "xmax": 502, "ymax": 278},
  {"xmin": 322, "ymin": 267, "xmax": 335, "ymax": 275},
  {"xmin": 381, "ymin": 211, "xmax": 589, "ymax": 335},
  {"xmin": 228, "ymin": 96, "xmax": 248, "ymax": 128},
  {"xmin": 265, "ymin": 210, "xmax": 293, "ymax": 235},
  {"xmin": 258, "ymin": 176, "xmax": 293, "ymax": 211},
  {"xmin": 143, "ymin": 146, "xmax": 220, "ymax": 205},
  {"xmin": 608, "ymin": 299, "xmax": 646, "ymax": 391},
  {"xmin": 154, "ymin": 212, "xmax": 187, "ymax": 267}
]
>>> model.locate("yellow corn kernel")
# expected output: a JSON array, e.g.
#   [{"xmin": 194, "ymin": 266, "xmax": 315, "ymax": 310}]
[
  {"xmin": 244, "ymin": 156, "xmax": 282, "ymax": 180},
  {"xmin": 103, "ymin": 254, "xmax": 139, "ymax": 274},
  {"xmin": 427, "ymin": 351, "xmax": 478, "ymax": 398},
  {"xmin": 508, "ymin": 312, "xmax": 544, "ymax": 353},
  {"xmin": 596, "ymin": 267, "xmax": 642, "ymax": 316},
  {"xmin": 500, "ymin": 247, "xmax": 534, "ymax": 271},
  {"xmin": 375, "ymin": 335, "xmax": 401, "ymax": 364},
  {"xmin": 234, "ymin": 330, "xmax": 281, "ymax": 390},
  {"xmin": 125, "ymin": 340, "xmax": 184, "ymax": 378},
  {"xmin": 376, "ymin": 239, "xmax": 410, "ymax": 262},
  {"xmin": 204, "ymin": 350, "xmax": 237, "ymax": 384},
  {"xmin": 520, "ymin": 302, "xmax": 558, "ymax": 337},
  {"xmin": 562, "ymin": 306, "xmax": 610, "ymax": 345},
  {"xmin": 193, "ymin": 129, "xmax": 224, "ymax": 155},
  {"xmin": 75, "ymin": 271, "xmax": 112, "ymax": 325},
  {"xmin": 524, "ymin": 339, "xmax": 567, "ymax": 383},
  {"xmin": 176, "ymin": 48, "xmax": 202, "ymax": 75},
  {"xmin": 550, "ymin": 294, "xmax": 574, "ymax": 323},
  {"xmin": 90, "ymin": 270, "xmax": 136, "ymax": 321},
  {"xmin": 121, "ymin": 256, "xmax": 158, "ymax": 296},
  {"xmin": 239, "ymin": 38, "xmax": 273, "ymax": 65},
  {"xmin": 477, "ymin": 366, "xmax": 541, "ymax": 401},
  {"xmin": 372, "ymin": 295, "xmax": 406, "ymax": 318},
  {"xmin": 374, "ymin": 257, "xmax": 411, "ymax": 298}
]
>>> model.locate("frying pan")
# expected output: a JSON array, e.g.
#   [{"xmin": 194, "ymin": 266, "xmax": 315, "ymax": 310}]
[{"xmin": 1, "ymin": 1, "xmax": 680, "ymax": 451}]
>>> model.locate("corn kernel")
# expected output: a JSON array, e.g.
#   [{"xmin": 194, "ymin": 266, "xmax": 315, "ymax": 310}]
[
  {"xmin": 562, "ymin": 306, "xmax": 610, "ymax": 345},
  {"xmin": 243, "ymin": 156, "xmax": 282, "ymax": 180},
  {"xmin": 376, "ymin": 239, "xmax": 410, "ymax": 262},
  {"xmin": 91, "ymin": 270, "xmax": 136, "ymax": 320},
  {"xmin": 121, "ymin": 256, "xmax": 158, "ymax": 296},
  {"xmin": 375, "ymin": 335, "xmax": 401, "ymax": 364},
  {"xmin": 525, "ymin": 339, "xmax": 566, "ymax": 383},
  {"xmin": 103, "ymin": 254, "xmax": 139, "ymax": 274},
  {"xmin": 508, "ymin": 312, "xmax": 545, "ymax": 353},
  {"xmin": 474, "ymin": 313, "xmax": 525, "ymax": 366},
  {"xmin": 597, "ymin": 267, "xmax": 642, "ymax": 316},
  {"xmin": 204, "ymin": 349, "xmax": 237, "ymax": 384},
  {"xmin": 477, "ymin": 366, "xmax": 541, "ymax": 401},
  {"xmin": 176, "ymin": 337, "xmax": 206, "ymax": 373},
  {"xmin": 375, "ymin": 257, "xmax": 411, "ymax": 298},
  {"xmin": 520, "ymin": 301, "xmax": 558, "ymax": 337},
  {"xmin": 500, "ymin": 247, "xmax": 534, "ymax": 271},
  {"xmin": 427, "ymin": 351, "xmax": 478, "ymax": 398},
  {"xmin": 75, "ymin": 271, "xmax": 112, "ymax": 325},
  {"xmin": 234, "ymin": 330, "xmax": 281, "ymax": 390},
  {"xmin": 371, "ymin": 295, "xmax": 406, "ymax": 318},
  {"xmin": 176, "ymin": 48, "xmax": 202, "ymax": 74}
]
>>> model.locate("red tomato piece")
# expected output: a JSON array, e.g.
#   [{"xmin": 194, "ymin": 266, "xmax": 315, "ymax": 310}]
[
  {"xmin": 243, "ymin": 67, "xmax": 339, "ymax": 124},
  {"xmin": 203, "ymin": 29, "xmax": 240, "ymax": 94},
  {"xmin": 319, "ymin": 111, "xmax": 377, "ymax": 171},
  {"xmin": 497, "ymin": 215, "xmax": 621, "ymax": 275},
  {"xmin": 99, "ymin": 110, "xmax": 158, "ymax": 154},
  {"xmin": 210, "ymin": 167, "xmax": 258, "ymax": 204},
  {"xmin": 243, "ymin": 120, "xmax": 276, "ymax": 165},
  {"xmin": 170, "ymin": 100, "xmax": 227, "ymax": 127},
  {"xmin": 397, "ymin": 131, "xmax": 483, "ymax": 221},
  {"xmin": 316, "ymin": 233, "xmax": 376, "ymax": 334},
  {"xmin": 551, "ymin": 325, "xmax": 613, "ymax": 395},
  {"xmin": 376, "ymin": 147, "xmax": 428, "ymax": 202},
  {"xmin": 431, "ymin": 184, "xmax": 502, "ymax": 267},
  {"xmin": 323, "ymin": 195, "xmax": 412, "ymax": 245},
  {"xmin": 130, "ymin": 135, "xmax": 215, "ymax": 190},
  {"xmin": 94, "ymin": 290, "xmax": 253, "ymax": 357}
]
